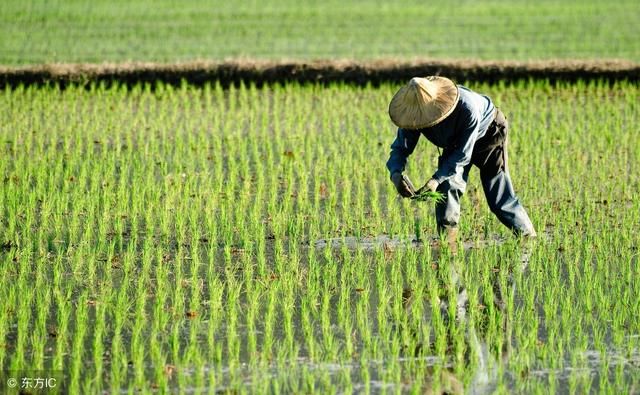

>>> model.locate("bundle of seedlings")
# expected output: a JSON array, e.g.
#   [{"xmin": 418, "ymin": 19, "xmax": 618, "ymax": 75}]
[{"xmin": 400, "ymin": 175, "xmax": 445, "ymax": 242}]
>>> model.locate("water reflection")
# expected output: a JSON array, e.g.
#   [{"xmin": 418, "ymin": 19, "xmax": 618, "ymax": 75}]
[{"xmin": 399, "ymin": 241, "xmax": 532, "ymax": 394}]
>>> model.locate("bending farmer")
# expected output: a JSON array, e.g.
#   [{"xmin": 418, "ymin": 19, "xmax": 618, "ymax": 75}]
[{"xmin": 386, "ymin": 76, "xmax": 536, "ymax": 241}]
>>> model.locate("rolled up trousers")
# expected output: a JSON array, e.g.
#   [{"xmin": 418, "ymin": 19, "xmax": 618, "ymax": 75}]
[{"xmin": 435, "ymin": 109, "xmax": 536, "ymax": 236}]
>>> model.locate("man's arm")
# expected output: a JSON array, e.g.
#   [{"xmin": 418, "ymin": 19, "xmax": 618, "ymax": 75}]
[
  {"xmin": 386, "ymin": 128, "xmax": 420, "ymax": 177},
  {"xmin": 431, "ymin": 109, "xmax": 481, "ymax": 184}
]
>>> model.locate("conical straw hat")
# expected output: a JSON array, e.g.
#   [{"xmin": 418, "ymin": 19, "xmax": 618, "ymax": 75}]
[{"xmin": 388, "ymin": 76, "xmax": 459, "ymax": 129}]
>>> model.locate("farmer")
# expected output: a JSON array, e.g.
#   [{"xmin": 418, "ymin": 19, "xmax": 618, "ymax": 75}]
[{"xmin": 386, "ymin": 76, "xmax": 536, "ymax": 244}]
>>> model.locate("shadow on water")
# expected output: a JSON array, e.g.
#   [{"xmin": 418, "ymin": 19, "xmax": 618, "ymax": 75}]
[
  {"xmin": 309, "ymin": 233, "xmax": 527, "ymax": 394},
  {"xmin": 396, "ymin": 243, "xmax": 517, "ymax": 395}
]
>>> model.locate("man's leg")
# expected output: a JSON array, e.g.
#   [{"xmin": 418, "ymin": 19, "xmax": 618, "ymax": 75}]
[
  {"xmin": 476, "ymin": 112, "xmax": 536, "ymax": 236},
  {"xmin": 480, "ymin": 169, "xmax": 535, "ymax": 236},
  {"xmin": 435, "ymin": 164, "xmax": 471, "ymax": 233}
]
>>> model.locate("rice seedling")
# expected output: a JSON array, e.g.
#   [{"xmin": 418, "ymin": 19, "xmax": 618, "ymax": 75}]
[
  {"xmin": 1, "ymin": 0, "xmax": 639, "ymax": 65},
  {"xmin": 0, "ymin": 80, "xmax": 638, "ymax": 393}
]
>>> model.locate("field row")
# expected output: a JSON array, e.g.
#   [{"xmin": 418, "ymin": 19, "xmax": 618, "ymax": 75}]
[
  {"xmin": 1, "ymin": 0, "xmax": 639, "ymax": 65},
  {"xmin": 1, "ymin": 81, "xmax": 639, "ymax": 393}
]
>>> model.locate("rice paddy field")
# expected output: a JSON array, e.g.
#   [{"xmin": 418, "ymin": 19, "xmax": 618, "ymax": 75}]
[
  {"xmin": 1, "ymin": 0, "xmax": 640, "ymax": 65},
  {"xmin": 1, "ymin": 80, "xmax": 639, "ymax": 393},
  {"xmin": 1, "ymin": 1, "xmax": 640, "ymax": 392}
]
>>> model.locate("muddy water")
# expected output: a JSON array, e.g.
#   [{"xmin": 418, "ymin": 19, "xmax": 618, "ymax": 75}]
[
  {"xmin": 305, "ymin": 234, "xmax": 637, "ymax": 394},
  {"xmin": 313, "ymin": 234, "xmax": 506, "ymax": 252},
  {"xmin": 28, "ymin": 231, "xmax": 635, "ymax": 394}
]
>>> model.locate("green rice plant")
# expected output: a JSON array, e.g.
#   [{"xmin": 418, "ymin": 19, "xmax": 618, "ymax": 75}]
[
  {"xmin": 411, "ymin": 190, "xmax": 445, "ymax": 204},
  {"xmin": 0, "ymin": 80, "xmax": 638, "ymax": 393},
  {"xmin": 2, "ymin": 0, "xmax": 640, "ymax": 64}
]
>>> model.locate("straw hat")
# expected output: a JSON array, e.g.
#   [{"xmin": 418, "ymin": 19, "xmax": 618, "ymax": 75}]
[{"xmin": 388, "ymin": 76, "xmax": 459, "ymax": 129}]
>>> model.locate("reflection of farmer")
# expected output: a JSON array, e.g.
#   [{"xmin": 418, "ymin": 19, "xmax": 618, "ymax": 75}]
[{"xmin": 386, "ymin": 77, "xmax": 536, "ymax": 242}]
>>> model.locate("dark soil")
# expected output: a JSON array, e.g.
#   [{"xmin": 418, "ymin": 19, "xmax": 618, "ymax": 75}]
[{"xmin": 0, "ymin": 59, "xmax": 638, "ymax": 88}]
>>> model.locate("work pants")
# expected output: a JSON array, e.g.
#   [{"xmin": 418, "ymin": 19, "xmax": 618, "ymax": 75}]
[{"xmin": 435, "ymin": 109, "xmax": 536, "ymax": 236}]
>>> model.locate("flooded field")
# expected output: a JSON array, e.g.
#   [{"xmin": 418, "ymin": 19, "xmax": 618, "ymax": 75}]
[{"xmin": 1, "ymin": 81, "xmax": 639, "ymax": 393}]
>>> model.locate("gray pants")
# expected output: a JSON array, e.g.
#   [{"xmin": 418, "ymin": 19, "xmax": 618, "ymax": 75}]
[{"xmin": 435, "ymin": 109, "xmax": 536, "ymax": 236}]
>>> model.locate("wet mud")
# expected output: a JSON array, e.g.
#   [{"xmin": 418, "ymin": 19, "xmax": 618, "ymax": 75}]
[{"xmin": 313, "ymin": 233, "xmax": 506, "ymax": 252}]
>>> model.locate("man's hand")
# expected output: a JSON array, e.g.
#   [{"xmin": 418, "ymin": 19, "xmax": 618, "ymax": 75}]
[
  {"xmin": 391, "ymin": 172, "xmax": 415, "ymax": 198},
  {"xmin": 417, "ymin": 178, "xmax": 439, "ymax": 194}
]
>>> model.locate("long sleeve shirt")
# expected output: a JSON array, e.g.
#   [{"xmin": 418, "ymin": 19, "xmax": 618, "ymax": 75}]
[{"xmin": 386, "ymin": 85, "xmax": 496, "ymax": 184}]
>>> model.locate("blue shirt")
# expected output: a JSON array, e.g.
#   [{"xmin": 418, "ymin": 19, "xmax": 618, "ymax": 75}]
[{"xmin": 386, "ymin": 85, "xmax": 496, "ymax": 184}]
